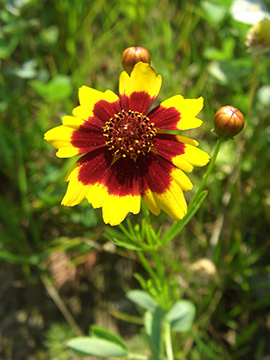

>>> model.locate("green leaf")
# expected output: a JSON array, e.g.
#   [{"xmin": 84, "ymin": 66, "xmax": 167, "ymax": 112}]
[
  {"xmin": 109, "ymin": 238, "xmax": 142, "ymax": 250},
  {"xmin": 91, "ymin": 326, "xmax": 127, "ymax": 350},
  {"xmin": 103, "ymin": 225, "xmax": 142, "ymax": 250},
  {"xmin": 126, "ymin": 290, "xmax": 158, "ymax": 312},
  {"xmin": 6, "ymin": 0, "xmax": 34, "ymax": 13},
  {"xmin": 191, "ymin": 331, "xmax": 221, "ymax": 360},
  {"xmin": 0, "ymin": 37, "xmax": 18, "ymax": 59},
  {"xmin": 30, "ymin": 75, "xmax": 72, "ymax": 101},
  {"xmin": 166, "ymin": 300, "xmax": 196, "ymax": 332},
  {"xmin": 144, "ymin": 308, "xmax": 164, "ymax": 359},
  {"xmin": 161, "ymin": 190, "xmax": 208, "ymax": 246},
  {"xmin": 12, "ymin": 59, "xmax": 38, "ymax": 79},
  {"xmin": 202, "ymin": 1, "xmax": 228, "ymax": 26},
  {"xmin": 67, "ymin": 337, "xmax": 128, "ymax": 357},
  {"xmin": 39, "ymin": 25, "xmax": 59, "ymax": 45},
  {"xmin": 133, "ymin": 273, "xmax": 147, "ymax": 290},
  {"xmin": 0, "ymin": 250, "xmax": 44, "ymax": 266},
  {"xmin": 208, "ymin": 58, "xmax": 253, "ymax": 85},
  {"xmin": 235, "ymin": 321, "xmax": 258, "ymax": 347},
  {"xmin": 203, "ymin": 38, "xmax": 235, "ymax": 61},
  {"xmin": 2, "ymin": 18, "xmax": 39, "ymax": 35}
]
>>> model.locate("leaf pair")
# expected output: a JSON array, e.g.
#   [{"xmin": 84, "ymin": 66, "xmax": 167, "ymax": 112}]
[{"xmin": 127, "ymin": 290, "xmax": 196, "ymax": 333}]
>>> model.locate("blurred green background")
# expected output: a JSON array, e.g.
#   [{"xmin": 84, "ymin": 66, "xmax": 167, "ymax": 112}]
[{"xmin": 1, "ymin": 0, "xmax": 270, "ymax": 359}]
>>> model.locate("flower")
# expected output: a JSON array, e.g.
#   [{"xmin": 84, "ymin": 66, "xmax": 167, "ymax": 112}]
[
  {"xmin": 44, "ymin": 62, "xmax": 210, "ymax": 226},
  {"xmin": 246, "ymin": 19, "xmax": 270, "ymax": 55},
  {"xmin": 214, "ymin": 105, "xmax": 244, "ymax": 139}
]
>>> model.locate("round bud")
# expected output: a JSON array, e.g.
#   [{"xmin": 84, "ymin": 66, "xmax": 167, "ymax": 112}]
[
  {"xmin": 214, "ymin": 106, "xmax": 244, "ymax": 139},
  {"xmin": 121, "ymin": 47, "xmax": 151, "ymax": 74}
]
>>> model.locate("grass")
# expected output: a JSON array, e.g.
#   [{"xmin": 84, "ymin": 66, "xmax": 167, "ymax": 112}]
[{"xmin": 1, "ymin": 0, "xmax": 270, "ymax": 358}]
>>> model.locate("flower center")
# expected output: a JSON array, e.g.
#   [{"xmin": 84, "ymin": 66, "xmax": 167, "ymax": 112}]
[{"xmin": 103, "ymin": 110, "xmax": 156, "ymax": 160}]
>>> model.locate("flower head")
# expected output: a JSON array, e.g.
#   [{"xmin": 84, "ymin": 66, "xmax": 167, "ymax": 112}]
[
  {"xmin": 44, "ymin": 62, "xmax": 210, "ymax": 226},
  {"xmin": 213, "ymin": 105, "xmax": 244, "ymax": 139},
  {"xmin": 246, "ymin": 19, "xmax": 270, "ymax": 55}
]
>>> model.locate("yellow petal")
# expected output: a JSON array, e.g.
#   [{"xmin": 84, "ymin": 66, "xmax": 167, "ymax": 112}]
[
  {"xmin": 164, "ymin": 135, "xmax": 209, "ymax": 171},
  {"xmin": 176, "ymin": 135, "xmax": 199, "ymax": 146},
  {"xmin": 79, "ymin": 86, "xmax": 119, "ymax": 114},
  {"xmin": 44, "ymin": 125, "xmax": 81, "ymax": 158},
  {"xmin": 142, "ymin": 190, "xmax": 161, "ymax": 216},
  {"xmin": 72, "ymin": 106, "xmax": 92, "ymax": 121},
  {"xmin": 86, "ymin": 184, "xmax": 141, "ymax": 226},
  {"xmin": 172, "ymin": 157, "xmax": 194, "ymax": 173},
  {"xmin": 62, "ymin": 166, "xmax": 91, "ymax": 206},
  {"xmin": 103, "ymin": 194, "xmax": 141, "ymax": 226},
  {"xmin": 119, "ymin": 62, "xmax": 162, "ymax": 100},
  {"xmin": 45, "ymin": 125, "xmax": 72, "ymax": 147},
  {"xmin": 145, "ymin": 180, "xmax": 187, "ymax": 220},
  {"xmin": 160, "ymin": 96, "xmax": 204, "ymax": 130},
  {"xmin": 56, "ymin": 147, "xmax": 80, "ymax": 158},
  {"xmin": 180, "ymin": 142, "xmax": 210, "ymax": 167},
  {"xmin": 62, "ymin": 115, "xmax": 85, "ymax": 129},
  {"xmin": 170, "ymin": 168, "xmax": 193, "ymax": 191}
]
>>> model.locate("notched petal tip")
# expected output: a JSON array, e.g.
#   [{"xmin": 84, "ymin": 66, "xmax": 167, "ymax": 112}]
[
  {"xmin": 78, "ymin": 86, "xmax": 119, "ymax": 109},
  {"xmin": 102, "ymin": 195, "xmax": 141, "ymax": 226},
  {"xmin": 119, "ymin": 62, "xmax": 162, "ymax": 100}
]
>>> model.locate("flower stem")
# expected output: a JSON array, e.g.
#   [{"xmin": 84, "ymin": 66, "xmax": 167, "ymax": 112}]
[
  {"xmin": 164, "ymin": 321, "xmax": 174, "ymax": 360},
  {"xmin": 128, "ymin": 353, "xmax": 148, "ymax": 360},
  {"xmin": 247, "ymin": 54, "xmax": 260, "ymax": 123},
  {"xmin": 137, "ymin": 252, "xmax": 160, "ymax": 288}
]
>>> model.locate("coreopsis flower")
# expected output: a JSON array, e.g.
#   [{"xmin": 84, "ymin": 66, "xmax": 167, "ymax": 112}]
[{"xmin": 44, "ymin": 62, "xmax": 210, "ymax": 226}]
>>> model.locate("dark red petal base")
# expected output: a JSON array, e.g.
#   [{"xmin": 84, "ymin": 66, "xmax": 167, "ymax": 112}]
[
  {"xmin": 153, "ymin": 133, "xmax": 186, "ymax": 162},
  {"xmin": 149, "ymin": 105, "xmax": 180, "ymax": 130},
  {"xmin": 77, "ymin": 149, "xmax": 175, "ymax": 197},
  {"xmin": 93, "ymin": 99, "xmax": 121, "ymax": 124},
  {"xmin": 121, "ymin": 92, "xmax": 156, "ymax": 115},
  {"xmin": 71, "ymin": 123, "xmax": 105, "ymax": 155}
]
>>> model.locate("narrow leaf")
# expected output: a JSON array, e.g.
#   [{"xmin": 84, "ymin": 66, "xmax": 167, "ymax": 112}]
[
  {"xmin": 110, "ymin": 238, "xmax": 142, "ymax": 250},
  {"xmin": 191, "ymin": 331, "xmax": 221, "ymax": 360},
  {"xmin": 161, "ymin": 190, "xmax": 208, "ymax": 246}
]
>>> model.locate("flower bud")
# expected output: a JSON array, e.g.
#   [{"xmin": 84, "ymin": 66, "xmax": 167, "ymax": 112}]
[
  {"xmin": 121, "ymin": 47, "xmax": 151, "ymax": 74},
  {"xmin": 246, "ymin": 19, "xmax": 270, "ymax": 56},
  {"xmin": 213, "ymin": 106, "xmax": 244, "ymax": 139}
]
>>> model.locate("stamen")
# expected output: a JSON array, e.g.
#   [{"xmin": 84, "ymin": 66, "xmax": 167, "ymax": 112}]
[{"xmin": 103, "ymin": 110, "xmax": 156, "ymax": 160}]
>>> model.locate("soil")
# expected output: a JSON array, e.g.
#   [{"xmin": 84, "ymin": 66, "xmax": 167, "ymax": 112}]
[{"xmin": 0, "ymin": 248, "xmax": 140, "ymax": 360}]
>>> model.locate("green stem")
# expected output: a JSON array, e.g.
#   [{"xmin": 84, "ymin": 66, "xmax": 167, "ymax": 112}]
[
  {"xmin": 247, "ymin": 54, "xmax": 260, "ymax": 123},
  {"xmin": 164, "ymin": 321, "xmax": 174, "ymax": 360},
  {"xmin": 151, "ymin": 251, "xmax": 165, "ymax": 283},
  {"xmin": 128, "ymin": 353, "xmax": 148, "ymax": 360},
  {"xmin": 137, "ymin": 252, "xmax": 159, "ymax": 287}
]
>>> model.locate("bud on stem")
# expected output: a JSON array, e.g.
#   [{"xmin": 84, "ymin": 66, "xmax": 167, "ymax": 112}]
[
  {"xmin": 122, "ymin": 47, "xmax": 151, "ymax": 74},
  {"xmin": 213, "ymin": 106, "xmax": 244, "ymax": 139}
]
